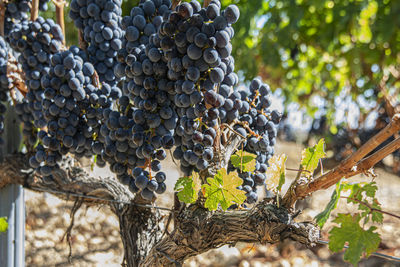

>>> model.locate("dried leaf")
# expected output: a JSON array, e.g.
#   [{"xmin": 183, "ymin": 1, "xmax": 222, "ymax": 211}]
[{"xmin": 266, "ymin": 154, "xmax": 287, "ymax": 192}]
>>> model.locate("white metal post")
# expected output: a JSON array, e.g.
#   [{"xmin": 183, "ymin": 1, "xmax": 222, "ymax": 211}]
[{"xmin": 0, "ymin": 104, "xmax": 24, "ymax": 267}]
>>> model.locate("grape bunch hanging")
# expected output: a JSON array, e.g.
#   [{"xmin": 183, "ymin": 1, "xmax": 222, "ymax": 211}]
[{"xmin": 0, "ymin": 0, "xmax": 281, "ymax": 203}]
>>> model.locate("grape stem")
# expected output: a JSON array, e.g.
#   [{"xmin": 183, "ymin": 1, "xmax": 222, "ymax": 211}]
[
  {"xmin": 0, "ymin": 0, "xmax": 6, "ymax": 37},
  {"xmin": 52, "ymin": 0, "xmax": 66, "ymax": 45},
  {"xmin": 234, "ymin": 120, "xmax": 261, "ymax": 138},
  {"xmin": 171, "ymin": 0, "xmax": 181, "ymax": 9},
  {"xmin": 283, "ymin": 113, "xmax": 400, "ymax": 208},
  {"xmin": 221, "ymin": 123, "xmax": 246, "ymax": 139},
  {"xmin": 203, "ymin": 0, "xmax": 211, "ymax": 7},
  {"xmin": 31, "ymin": 0, "xmax": 39, "ymax": 21},
  {"xmin": 78, "ymin": 30, "xmax": 88, "ymax": 50}
]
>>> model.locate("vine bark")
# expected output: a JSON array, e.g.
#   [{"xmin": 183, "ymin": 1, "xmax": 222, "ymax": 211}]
[{"xmin": 0, "ymin": 153, "xmax": 319, "ymax": 267}]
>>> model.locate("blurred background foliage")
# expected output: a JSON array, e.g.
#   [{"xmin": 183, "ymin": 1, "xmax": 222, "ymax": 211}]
[
  {"xmin": 40, "ymin": 0, "xmax": 400, "ymax": 130},
  {"xmin": 228, "ymin": 0, "xmax": 400, "ymax": 129}
]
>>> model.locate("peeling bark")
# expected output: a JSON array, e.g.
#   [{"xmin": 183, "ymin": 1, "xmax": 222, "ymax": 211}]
[
  {"xmin": 0, "ymin": 153, "xmax": 133, "ymax": 207},
  {"xmin": 116, "ymin": 200, "xmax": 163, "ymax": 267},
  {"xmin": 142, "ymin": 201, "xmax": 319, "ymax": 266}
]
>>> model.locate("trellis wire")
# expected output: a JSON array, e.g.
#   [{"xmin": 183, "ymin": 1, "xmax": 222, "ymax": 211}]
[
  {"xmin": 317, "ymin": 239, "xmax": 400, "ymax": 263},
  {"xmin": 30, "ymin": 187, "xmax": 174, "ymax": 211}
]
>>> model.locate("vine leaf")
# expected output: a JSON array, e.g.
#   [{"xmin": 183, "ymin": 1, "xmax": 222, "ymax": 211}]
[
  {"xmin": 301, "ymin": 138, "xmax": 326, "ymax": 178},
  {"xmin": 329, "ymin": 213, "xmax": 381, "ymax": 266},
  {"xmin": 202, "ymin": 168, "xmax": 246, "ymax": 211},
  {"xmin": 342, "ymin": 181, "xmax": 383, "ymax": 224},
  {"xmin": 174, "ymin": 172, "xmax": 201, "ymax": 204},
  {"xmin": 230, "ymin": 150, "xmax": 256, "ymax": 172},
  {"xmin": 315, "ymin": 182, "xmax": 344, "ymax": 227},
  {"xmin": 265, "ymin": 154, "xmax": 287, "ymax": 192},
  {"xmin": 0, "ymin": 217, "xmax": 8, "ymax": 233}
]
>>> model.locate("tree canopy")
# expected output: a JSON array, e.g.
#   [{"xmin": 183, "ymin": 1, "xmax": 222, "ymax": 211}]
[{"xmin": 229, "ymin": 0, "xmax": 400, "ymax": 125}]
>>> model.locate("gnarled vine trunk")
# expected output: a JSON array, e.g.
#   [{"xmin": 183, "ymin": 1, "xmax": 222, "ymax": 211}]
[
  {"xmin": 115, "ymin": 203, "xmax": 163, "ymax": 267},
  {"xmin": 142, "ymin": 201, "xmax": 319, "ymax": 266}
]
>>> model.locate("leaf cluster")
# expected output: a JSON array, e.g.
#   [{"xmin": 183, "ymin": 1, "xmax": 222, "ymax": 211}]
[
  {"xmin": 230, "ymin": 0, "xmax": 400, "ymax": 122},
  {"xmin": 316, "ymin": 180, "xmax": 384, "ymax": 265}
]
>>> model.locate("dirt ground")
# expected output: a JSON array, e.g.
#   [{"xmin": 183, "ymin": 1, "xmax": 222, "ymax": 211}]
[{"xmin": 24, "ymin": 141, "xmax": 400, "ymax": 266}]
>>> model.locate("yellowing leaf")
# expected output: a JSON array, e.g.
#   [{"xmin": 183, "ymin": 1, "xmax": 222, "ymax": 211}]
[
  {"xmin": 230, "ymin": 150, "xmax": 257, "ymax": 172},
  {"xmin": 174, "ymin": 172, "xmax": 201, "ymax": 204},
  {"xmin": 0, "ymin": 217, "xmax": 8, "ymax": 233},
  {"xmin": 301, "ymin": 139, "xmax": 326, "ymax": 178},
  {"xmin": 202, "ymin": 168, "xmax": 246, "ymax": 211},
  {"xmin": 265, "ymin": 154, "xmax": 287, "ymax": 192}
]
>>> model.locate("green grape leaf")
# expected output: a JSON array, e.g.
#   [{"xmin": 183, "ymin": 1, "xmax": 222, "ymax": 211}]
[
  {"xmin": 361, "ymin": 182, "xmax": 378, "ymax": 198},
  {"xmin": 341, "ymin": 181, "xmax": 383, "ymax": 224},
  {"xmin": 329, "ymin": 213, "xmax": 381, "ymax": 266},
  {"xmin": 265, "ymin": 154, "xmax": 287, "ymax": 192},
  {"xmin": 230, "ymin": 150, "xmax": 257, "ymax": 172},
  {"xmin": 315, "ymin": 182, "xmax": 344, "ymax": 228},
  {"xmin": 0, "ymin": 217, "xmax": 8, "ymax": 233},
  {"xmin": 301, "ymin": 138, "xmax": 326, "ymax": 178},
  {"xmin": 202, "ymin": 168, "xmax": 246, "ymax": 211},
  {"xmin": 370, "ymin": 199, "xmax": 384, "ymax": 224},
  {"xmin": 174, "ymin": 172, "xmax": 201, "ymax": 204}
]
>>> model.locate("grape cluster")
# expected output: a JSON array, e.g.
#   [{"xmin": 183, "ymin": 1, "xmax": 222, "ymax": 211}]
[
  {"xmin": 99, "ymin": 98, "xmax": 169, "ymax": 200},
  {"xmin": 28, "ymin": 46, "xmax": 113, "ymax": 180},
  {"xmin": 3, "ymin": 0, "xmax": 49, "ymax": 37},
  {"xmin": 0, "ymin": 37, "xmax": 11, "ymax": 147},
  {"xmin": 3, "ymin": 0, "xmax": 30, "ymax": 37},
  {"xmin": 149, "ymin": 0, "xmax": 241, "ymax": 176},
  {"xmin": 9, "ymin": 17, "xmax": 64, "ymax": 146},
  {"xmin": 228, "ymin": 78, "xmax": 281, "ymax": 203},
  {"xmin": 110, "ymin": 0, "xmax": 175, "ymax": 200},
  {"xmin": 2, "ymin": 0, "xmax": 282, "ymax": 204},
  {"xmin": 69, "ymin": 0, "xmax": 124, "ymax": 97},
  {"xmin": 115, "ymin": 0, "xmax": 171, "ymax": 89}
]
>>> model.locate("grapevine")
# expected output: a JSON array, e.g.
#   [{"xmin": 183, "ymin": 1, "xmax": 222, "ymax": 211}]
[{"xmin": 0, "ymin": 0, "xmax": 398, "ymax": 266}]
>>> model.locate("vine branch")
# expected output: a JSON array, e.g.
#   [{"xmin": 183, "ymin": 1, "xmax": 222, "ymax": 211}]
[
  {"xmin": 0, "ymin": 153, "xmax": 133, "ymax": 208},
  {"xmin": 283, "ymin": 113, "xmax": 400, "ymax": 208}
]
